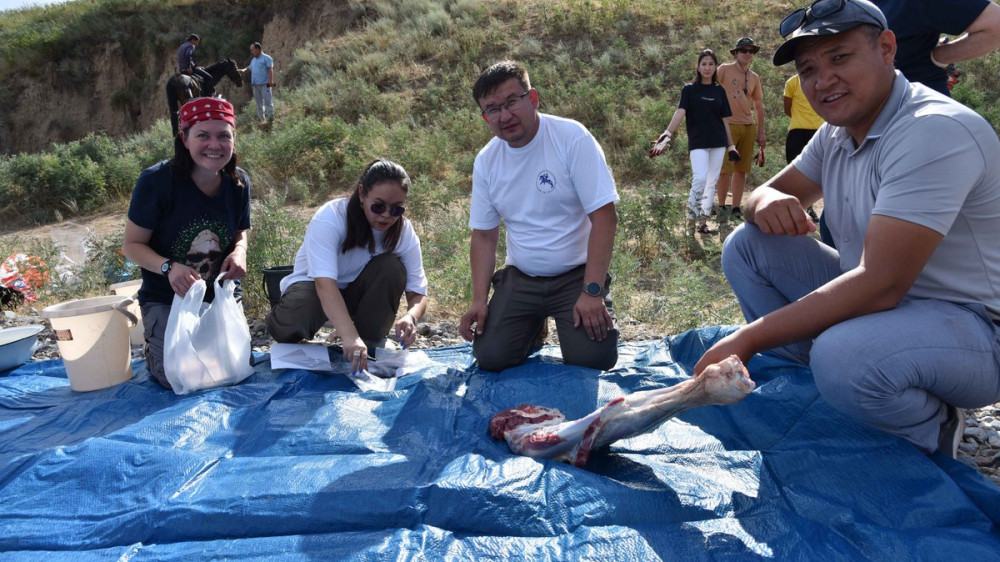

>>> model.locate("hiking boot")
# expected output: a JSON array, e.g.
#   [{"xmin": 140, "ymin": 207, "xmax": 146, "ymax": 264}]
[
  {"xmin": 937, "ymin": 404, "xmax": 967, "ymax": 458},
  {"xmin": 730, "ymin": 206, "xmax": 744, "ymax": 221}
]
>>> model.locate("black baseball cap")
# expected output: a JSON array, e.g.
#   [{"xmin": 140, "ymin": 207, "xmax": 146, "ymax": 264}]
[{"xmin": 773, "ymin": 0, "xmax": 887, "ymax": 66}]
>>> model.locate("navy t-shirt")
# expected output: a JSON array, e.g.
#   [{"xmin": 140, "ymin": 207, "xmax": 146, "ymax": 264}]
[
  {"xmin": 678, "ymin": 82, "xmax": 732, "ymax": 150},
  {"xmin": 128, "ymin": 160, "xmax": 252, "ymax": 306},
  {"xmin": 875, "ymin": 0, "xmax": 988, "ymax": 95}
]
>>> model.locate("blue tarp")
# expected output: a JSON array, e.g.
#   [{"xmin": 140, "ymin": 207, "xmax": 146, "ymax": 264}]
[{"xmin": 1, "ymin": 326, "xmax": 998, "ymax": 560}]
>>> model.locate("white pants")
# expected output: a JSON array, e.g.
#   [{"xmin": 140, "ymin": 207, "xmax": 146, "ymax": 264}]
[{"xmin": 687, "ymin": 147, "xmax": 725, "ymax": 219}]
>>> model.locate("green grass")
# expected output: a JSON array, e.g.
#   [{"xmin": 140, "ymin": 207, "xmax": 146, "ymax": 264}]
[{"xmin": 3, "ymin": 0, "xmax": 1000, "ymax": 336}]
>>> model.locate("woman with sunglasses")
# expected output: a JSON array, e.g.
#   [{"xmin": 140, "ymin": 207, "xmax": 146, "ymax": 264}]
[
  {"xmin": 267, "ymin": 158, "xmax": 428, "ymax": 373},
  {"xmin": 649, "ymin": 48, "xmax": 737, "ymax": 234}
]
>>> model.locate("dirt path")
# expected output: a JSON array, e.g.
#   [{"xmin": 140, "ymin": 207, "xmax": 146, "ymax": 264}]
[{"xmin": 1, "ymin": 211, "xmax": 126, "ymax": 272}]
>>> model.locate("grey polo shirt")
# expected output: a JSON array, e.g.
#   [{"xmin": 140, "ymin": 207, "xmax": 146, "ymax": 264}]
[{"xmin": 795, "ymin": 71, "xmax": 1000, "ymax": 320}]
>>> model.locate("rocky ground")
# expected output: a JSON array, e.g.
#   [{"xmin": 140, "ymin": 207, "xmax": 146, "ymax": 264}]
[{"xmin": 3, "ymin": 308, "xmax": 998, "ymax": 488}]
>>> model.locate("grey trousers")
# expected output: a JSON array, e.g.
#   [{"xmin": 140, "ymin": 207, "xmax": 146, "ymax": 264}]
[
  {"xmin": 266, "ymin": 254, "xmax": 406, "ymax": 352},
  {"xmin": 723, "ymin": 222, "xmax": 1000, "ymax": 452},
  {"xmin": 473, "ymin": 265, "xmax": 619, "ymax": 372},
  {"xmin": 252, "ymin": 84, "xmax": 273, "ymax": 120},
  {"xmin": 141, "ymin": 301, "xmax": 172, "ymax": 389}
]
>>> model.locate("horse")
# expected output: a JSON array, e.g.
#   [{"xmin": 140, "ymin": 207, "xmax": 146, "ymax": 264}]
[{"xmin": 166, "ymin": 58, "xmax": 243, "ymax": 136}]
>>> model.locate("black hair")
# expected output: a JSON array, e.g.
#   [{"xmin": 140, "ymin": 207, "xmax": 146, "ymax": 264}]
[
  {"xmin": 251, "ymin": 41, "xmax": 262, "ymax": 50},
  {"xmin": 342, "ymin": 158, "xmax": 411, "ymax": 254},
  {"xmin": 472, "ymin": 60, "xmax": 531, "ymax": 107},
  {"xmin": 858, "ymin": 23, "xmax": 883, "ymax": 44},
  {"xmin": 691, "ymin": 49, "xmax": 720, "ymax": 85}
]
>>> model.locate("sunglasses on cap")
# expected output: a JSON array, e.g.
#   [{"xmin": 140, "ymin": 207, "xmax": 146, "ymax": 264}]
[
  {"xmin": 370, "ymin": 202, "xmax": 406, "ymax": 217},
  {"xmin": 780, "ymin": 0, "xmax": 886, "ymax": 38},
  {"xmin": 781, "ymin": 0, "xmax": 849, "ymax": 37}
]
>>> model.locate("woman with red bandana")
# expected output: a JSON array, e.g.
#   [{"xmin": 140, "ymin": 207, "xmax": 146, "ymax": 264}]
[
  {"xmin": 266, "ymin": 158, "xmax": 429, "ymax": 375},
  {"xmin": 123, "ymin": 97, "xmax": 251, "ymax": 390}
]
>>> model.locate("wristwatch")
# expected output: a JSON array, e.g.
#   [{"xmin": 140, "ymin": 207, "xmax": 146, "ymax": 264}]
[
  {"xmin": 583, "ymin": 282, "xmax": 603, "ymax": 297},
  {"xmin": 160, "ymin": 260, "xmax": 174, "ymax": 277}
]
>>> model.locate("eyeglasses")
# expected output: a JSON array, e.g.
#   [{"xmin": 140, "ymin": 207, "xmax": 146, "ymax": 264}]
[
  {"xmin": 369, "ymin": 202, "xmax": 406, "ymax": 217},
  {"xmin": 481, "ymin": 91, "xmax": 530, "ymax": 119},
  {"xmin": 736, "ymin": 48, "xmax": 757, "ymax": 54}
]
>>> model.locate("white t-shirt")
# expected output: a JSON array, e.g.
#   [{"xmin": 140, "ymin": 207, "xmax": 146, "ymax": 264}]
[
  {"xmin": 280, "ymin": 198, "xmax": 428, "ymax": 295},
  {"xmin": 469, "ymin": 113, "xmax": 619, "ymax": 277}
]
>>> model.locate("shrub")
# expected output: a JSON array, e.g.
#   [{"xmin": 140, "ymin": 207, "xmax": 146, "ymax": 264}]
[{"xmin": 243, "ymin": 194, "xmax": 309, "ymax": 317}]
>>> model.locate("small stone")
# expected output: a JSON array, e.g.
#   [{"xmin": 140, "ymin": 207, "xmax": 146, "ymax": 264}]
[
  {"xmin": 958, "ymin": 456, "xmax": 979, "ymax": 469},
  {"xmin": 958, "ymin": 442, "xmax": 979, "ymax": 455},
  {"xmin": 989, "ymin": 435, "xmax": 1000, "ymax": 449},
  {"xmin": 965, "ymin": 427, "xmax": 989, "ymax": 443},
  {"xmin": 976, "ymin": 456, "xmax": 997, "ymax": 468}
]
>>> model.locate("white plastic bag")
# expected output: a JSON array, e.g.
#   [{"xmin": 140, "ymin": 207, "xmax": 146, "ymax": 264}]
[
  {"xmin": 163, "ymin": 275, "xmax": 254, "ymax": 394},
  {"xmin": 368, "ymin": 347, "xmax": 436, "ymax": 378}
]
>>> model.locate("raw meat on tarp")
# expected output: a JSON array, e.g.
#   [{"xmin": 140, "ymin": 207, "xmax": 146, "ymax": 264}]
[{"xmin": 490, "ymin": 355, "xmax": 755, "ymax": 467}]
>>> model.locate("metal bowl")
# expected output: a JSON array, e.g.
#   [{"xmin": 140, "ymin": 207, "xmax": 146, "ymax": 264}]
[{"xmin": 0, "ymin": 324, "xmax": 45, "ymax": 373}]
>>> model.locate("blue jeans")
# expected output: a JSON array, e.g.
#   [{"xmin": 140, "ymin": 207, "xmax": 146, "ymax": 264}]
[
  {"xmin": 252, "ymin": 84, "xmax": 274, "ymax": 120},
  {"xmin": 723, "ymin": 223, "xmax": 1000, "ymax": 452}
]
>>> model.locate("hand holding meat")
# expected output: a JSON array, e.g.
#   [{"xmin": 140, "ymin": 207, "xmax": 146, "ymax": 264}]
[
  {"xmin": 490, "ymin": 355, "xmax": 754, "ymax": 467},
  {"xmin": 648, "ymin": 131, "xmax": 671, "ymax": 158}
]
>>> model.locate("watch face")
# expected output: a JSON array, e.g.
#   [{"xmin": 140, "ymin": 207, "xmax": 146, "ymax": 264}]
[
  {"xmin": 585, "ymin": 282, "xmax": 602, "ymax": 296},
  {"xmin": 161, "ymin": 261, "xmax": 171, "ymax": 274}
]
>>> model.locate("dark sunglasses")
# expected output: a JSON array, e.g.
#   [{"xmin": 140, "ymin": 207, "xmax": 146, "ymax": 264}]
[
  {"xmin": 370, "ymin": 202, "xmax": 406, "ymax": 217},
  {"xmin": 736, "ymin": 48, "xmax": 757, "ymax": 54},
  {"xmin": 780, "ymin": 0, "xmax": 845, "ymax": 38}
]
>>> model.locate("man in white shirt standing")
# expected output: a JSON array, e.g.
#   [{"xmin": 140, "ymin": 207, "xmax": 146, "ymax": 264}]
[{"xmin": 459, "ymin": 60, "xmax": 620, "ymax": 372}]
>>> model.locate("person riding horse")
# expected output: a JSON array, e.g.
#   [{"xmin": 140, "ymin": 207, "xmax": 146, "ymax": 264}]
[
  {"xmin": 166, "ymin": 58, "xmax": 243, "ymax": 136},
  {"xmin": 177, "ymin": 34, "xmax": 214, "ymax": 98}
]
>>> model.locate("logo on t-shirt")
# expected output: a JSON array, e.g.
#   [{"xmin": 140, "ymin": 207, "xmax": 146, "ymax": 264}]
[{"xmin": 536, "ymin": 170, "xmax": 556, "ymax": 193}]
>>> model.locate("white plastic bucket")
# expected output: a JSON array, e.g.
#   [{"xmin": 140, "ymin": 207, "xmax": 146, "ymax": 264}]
[
  {"xmin": 41, "ymin": 295, "xmax": 138, "ymax": 392},
  {"xmin": 109, "ymin": 279, "xmax": 144, "ymax": 346}
]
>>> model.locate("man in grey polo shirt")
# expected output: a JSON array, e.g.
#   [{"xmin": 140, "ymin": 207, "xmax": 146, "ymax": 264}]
[{"xmin": 695, "ymin": 0, "xmax": 1000, "ymax": 458}]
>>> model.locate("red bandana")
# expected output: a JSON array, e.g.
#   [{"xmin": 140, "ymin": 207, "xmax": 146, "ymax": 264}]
[{"xmin": 179, "ymin": 98, "xmax": 236, "ymax": 130}]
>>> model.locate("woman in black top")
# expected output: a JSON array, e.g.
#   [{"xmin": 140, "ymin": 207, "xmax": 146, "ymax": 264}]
[
  {"xmin": 650, "ymin": 49, "xmax": 737, "ymax": 234},
  {"xmin": 123, "ymin": 97, "xmax": 251, "ymax": 389}
]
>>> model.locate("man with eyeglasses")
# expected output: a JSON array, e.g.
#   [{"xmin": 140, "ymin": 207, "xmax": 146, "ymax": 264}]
[
  {"xmin": 459, "ymin": 60, "xmax": 620, "ymax": 372},
  {"xmin": 695, "ymin": 0, "xmax": 1000, "ymax": 458},
  {"xmin": 715, "ymin": 37, "xmax": 768, "ymax": 221}
]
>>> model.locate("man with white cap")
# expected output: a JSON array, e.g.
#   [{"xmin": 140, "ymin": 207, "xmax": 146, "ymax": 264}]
[{"xmin": 694, "ymin": 0, "xmax": 1000, "ymax": 458}]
